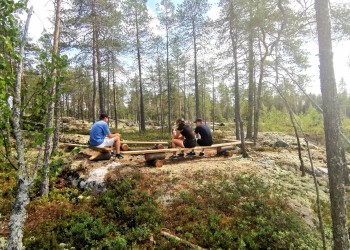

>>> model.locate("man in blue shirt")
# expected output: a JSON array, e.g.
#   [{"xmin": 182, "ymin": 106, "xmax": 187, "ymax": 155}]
[{"xmin": 89, "ymin": 113, "xmax": 123, "ymax": 159}]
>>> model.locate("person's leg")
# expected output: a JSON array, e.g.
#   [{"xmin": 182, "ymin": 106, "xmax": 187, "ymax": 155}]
[
  {"xmin": 171, "ymin": 138, "xmax": 184, "ymax": 157},
  {"xmin": 113, "ymin": 134, "xmax": 121, "ymax": 154}
]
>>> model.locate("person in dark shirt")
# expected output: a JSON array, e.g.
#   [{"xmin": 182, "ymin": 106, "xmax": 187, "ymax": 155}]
[
  {"xmin": 89, "ymin": 113, "xmax": 123, "ymax": 159},
  {"xmin": 188, "ymin": 118, "xmax": 213, "ymax": 156},
  {"xmin": 170, "ymin": 118, "xmax": 196, "ymax": 159}
]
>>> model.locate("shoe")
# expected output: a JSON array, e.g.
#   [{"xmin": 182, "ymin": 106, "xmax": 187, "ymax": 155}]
[
  {"xmin": 170, "ymin": 154, "xmax": 178, "ymax": 159},
  {"xmin": 187, "ymin": 151, "xmax": 196, "ymax": 156},
  {"xmin": 177, "ymin": 153, "xmax": 185, "ymax": 157},
  {"xmin": 199, "ymin": 152, "xmax": 205, "ymax": 157},
  {"xmin": 116, "ymin": 154, "xmax": 124, "ymax": 159}
]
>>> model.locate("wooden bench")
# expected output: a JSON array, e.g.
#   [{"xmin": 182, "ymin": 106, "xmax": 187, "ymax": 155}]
[
  {"xmin": 122, "ymin": 141, "xmax": 251, "ymax": 167},
  {"xmin": 61, "ymin": 141, "xmax": 168, "ymax": 152}
]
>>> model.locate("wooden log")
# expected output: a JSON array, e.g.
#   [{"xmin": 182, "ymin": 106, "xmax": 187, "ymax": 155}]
[
  {"xmin": 89, "ymin": 152, "xmax": 111, "ymax": 161},
  {"xmin": 89, "ymin": 146, "xmax": 113, "ymax": 153},
  {"xmin": 145, "ymin": 153, "xmax": 166, "ymax": 161},
  {"xmin": 121, "ymin": 144, "xmax": 129, "ymax": 151},
  {"xmin": 160, "ymin": 229, "xmax": 206, "ymax": 250},
  {"xmin": 155, "ymin": 144, "xmax": 165, "ymax": 149},
  {"xmin": 147, "ymin": 159, "xmax": 164, "ymax": 168},
  {"xmin": 223, "ymin": 150, "xmax": 235, "ymax": 157},
  {"xmin": 122, "ymin": 142, "xmax": 250, "ymax": 156},
  {"xmin": 121, "ymin": 140, "xmax": 168, "ymax": 145},
  {"xmin": 217, "ymin": 146, "xmax": 234, "ymax": 155}
]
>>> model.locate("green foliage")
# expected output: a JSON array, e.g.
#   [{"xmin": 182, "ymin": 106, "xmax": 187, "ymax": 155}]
[
  {"xmin": 0, "ymin": 163, "xmax": 17, "ymax": 216},
  {"xmin": 97, "ymin": 176, "xmax": 162, "ymax": 243},
  {"xmin": 24, "ymin": 212, "xmax": 115, "ymax": 249},
  {"xmin": 167, "ymin": 174, "xmax": 322, "ymax": 249}
]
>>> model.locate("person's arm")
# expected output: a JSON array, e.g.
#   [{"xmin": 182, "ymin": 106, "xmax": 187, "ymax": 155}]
[
  {"xmin": 107, "ymin": 133, "xmax": 120, "ymax": 138},
  {"xmin": 173, "ymin": 130, "xmax": 182, "ymax": 139}
]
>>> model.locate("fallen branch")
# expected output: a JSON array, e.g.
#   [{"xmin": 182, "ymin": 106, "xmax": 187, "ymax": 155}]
[{"xmin": 160, "ymin": 229, "xmax": 206, "ymax": 250}]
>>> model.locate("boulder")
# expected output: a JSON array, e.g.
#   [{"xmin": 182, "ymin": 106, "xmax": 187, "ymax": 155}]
[
  {"xmin": 79, "ymin": 162, "xmax": 121, "ymax": 193},
  {"xmin": 274, "ymin": 140, "xmax": 289, "ymax": 148}
]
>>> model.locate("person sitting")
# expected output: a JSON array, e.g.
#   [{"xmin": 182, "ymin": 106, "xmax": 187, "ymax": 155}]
[
  {"xmin": 89, "ymin": 113, "xmax": 123, "ymax": 159},
  {"xmin": 187, "ymin": 118, "xmax": 213, "ymax": 156},
  {"xmin": 170, "ymin": 118, "xmax": 196, "ymax": 159}
]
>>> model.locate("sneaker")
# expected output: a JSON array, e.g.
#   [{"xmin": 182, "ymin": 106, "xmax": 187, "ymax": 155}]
[
  {"xmin": 187, "ymin": 151, "xmax": 196, "ymax": 156},
  {"xmin": 177, "ymin": 153, "xmax": 185, "ymax": 158},
  {"xmin": 170, "ymin": 154, "xmax": 178, "ymax": 159},
  {"xmin": 199, "ymin": 152, "xmax": 205, "ymax": 157},
  {"xmin": 111, "ymin": 153, "xmax": 124, "ymax": 159}
]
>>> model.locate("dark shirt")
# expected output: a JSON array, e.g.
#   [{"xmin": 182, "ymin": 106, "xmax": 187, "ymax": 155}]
[
  {"xmin": 195, "ymin": 124, "xmax": 213, "ymax": 144},
  {"xmin": 177, "ymin": 124, "xmax": 195, "ymax": 140}
]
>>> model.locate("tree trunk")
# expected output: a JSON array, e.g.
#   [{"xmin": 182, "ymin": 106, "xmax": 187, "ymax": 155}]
[
  {"xmin": 52, "ymin": 0, "xmax": 62, "ymax": 155},
  {"xmin": 157, "ymin": 57, "xmax": 164, "ymax": 134},
  {"xmin": 315, "ymin": 0, "xmax": 349, "ymax": 249},
  {"xmin": 166, "ymin": 28, "xmax": 171, "ymax": 134},
  {"xmin": 112, "ymin": 54, "xmax": 118, "ymax": 129},
  {"xmin": 192, "ymin": 20, "xmax": 200, "ymax": 118},
  {"xmin": 136, "ymin": 12, "xmax": 145, "ymax": 132},
  {"xmin": 92, "ymin": 21, "xmax": 97, "ymax": 122},
  {"xmin": 96, "ymin": 34, "xmax": 105, "ymax": 114},
  {"xmin": 246, "ymin": 30, "xmax": 254, "ymax": 139},
  {"xmin": 253, "ymin": 31, "xmax": 268, "ymax": 145},
  {"xmin": 41, "ymin": 0, "xmax": 62, "ymax": 196},
  {"xmin": 212, "ymin": 69, "xmax": 215, "ymax": 132},
  {"xmin": 7, "ymin": 7, "xmax": 33, "ymax": 250}
]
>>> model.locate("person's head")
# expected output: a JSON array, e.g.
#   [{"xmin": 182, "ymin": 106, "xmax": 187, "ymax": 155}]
[
  {"xmin": 99, "ymin": 113, "xmax": 109, "ymax": 122},
  {"xmin": 194, "ymin": 118, "xmax": 203, "ymax": 126},
  {"xmin": 175, "ymin": 118, "xmax": 185, "ymax": 125}
]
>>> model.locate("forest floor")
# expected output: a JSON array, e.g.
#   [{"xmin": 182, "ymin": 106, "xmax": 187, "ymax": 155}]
[{"xmin": 0, "ymin": 120, "xmax": 346, "ymax": 249}]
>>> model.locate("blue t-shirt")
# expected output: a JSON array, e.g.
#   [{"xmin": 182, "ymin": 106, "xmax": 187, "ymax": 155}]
[{"xmin": 89, "ymin": 120, "xmax": 111, "ymax": 146}]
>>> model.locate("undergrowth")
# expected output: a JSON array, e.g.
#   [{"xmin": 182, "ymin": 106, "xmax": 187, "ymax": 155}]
[{"xmin": 19, "ymin": 170, "xmax": 324, "ymax": 249}]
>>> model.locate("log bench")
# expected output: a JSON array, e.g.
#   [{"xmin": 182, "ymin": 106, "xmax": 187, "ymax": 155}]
[
  {"xmin": 61, "ymin": 141, "xmax": 168, "ymax": 152},
  {"xmin": 122, "ymin": 141, "xmax": 251, "ymax": 167}
]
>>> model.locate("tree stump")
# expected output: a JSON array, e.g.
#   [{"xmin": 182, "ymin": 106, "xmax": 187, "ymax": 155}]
[{"xmin": 121, "ymin": 144, "xmax": 129, "ymax": 151}]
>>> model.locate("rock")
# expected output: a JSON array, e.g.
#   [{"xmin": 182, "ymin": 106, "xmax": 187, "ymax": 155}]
[
  {"xmin": 274, "ymin": 140, "xmax": 289, "ymax": 148},
  {"xmin": 79, "ymin": 162, "xmax": 121, "ymax": 193}
]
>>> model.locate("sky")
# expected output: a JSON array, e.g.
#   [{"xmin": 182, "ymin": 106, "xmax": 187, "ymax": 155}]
[{"xmin": 25, "ymin": 0, "xmax": 350, "ymax": 95}]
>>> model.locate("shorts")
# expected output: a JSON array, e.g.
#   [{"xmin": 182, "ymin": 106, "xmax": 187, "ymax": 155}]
[
  {"xmin": 184, "ymin": 139, "xmax": 196, "ymax": 148},
  {"xmin": 197, "ymin": 139, "xmax": 213, "ymax": 146},
  {"xmin": 96, "ymin": 137, "xmax": 115, "ymax": 148}
]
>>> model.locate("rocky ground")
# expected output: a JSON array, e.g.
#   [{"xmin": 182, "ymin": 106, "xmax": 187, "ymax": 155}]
[{"xmin": 56, "ymin": 130, "xmax": 339, "ymax": 232}]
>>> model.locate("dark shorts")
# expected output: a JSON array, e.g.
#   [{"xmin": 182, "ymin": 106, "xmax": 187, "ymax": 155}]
[
  {"xmin": 184, "ymin": 139, "xmax": 196, "ymax": 148},
  {"xmin": 197, "ymin": 139, "xmax": 213, "ymax": 146}
]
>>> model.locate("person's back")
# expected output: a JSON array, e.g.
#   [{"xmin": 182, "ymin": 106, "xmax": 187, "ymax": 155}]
[
  {"xmin": 89, "ymin": 120, "xmax": 110, "ymax": 146},
  {"xmin": 194, "ymin": 119, "xmax": 213, "ymax": 149},
  {"xmin": 89, "ymin": 113, "xmax": 123, "ymax": 159}
]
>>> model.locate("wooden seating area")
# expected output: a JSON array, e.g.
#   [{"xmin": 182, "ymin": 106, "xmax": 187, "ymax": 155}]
[{"xmin": 62, "ymin": 140, "xmax": 252, "ymax": 167}]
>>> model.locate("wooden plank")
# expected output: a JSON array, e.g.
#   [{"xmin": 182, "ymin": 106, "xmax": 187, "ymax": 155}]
[
  {"xmin": 90, "ymin": 146, "xmax": 113, "ymax": 153},
  {"xmin": 122, "ymin": 141, "xmax": 246, "ymax": 155},
  {"xmin": 121, "ymin": 140, "xmax": 169, "ymax": 145}
]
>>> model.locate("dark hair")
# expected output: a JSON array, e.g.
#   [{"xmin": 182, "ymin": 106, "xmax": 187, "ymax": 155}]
[
  {"xmin": 175, "ymin": 118, "xmax": 185, "ymax": 125},
  {"xmin": 194, "ymin": 118, "xmax": 202, "ymax": 123},
  {"xmin": 99, "ymin": 113, "xmax": 109, "ymax": 120}
]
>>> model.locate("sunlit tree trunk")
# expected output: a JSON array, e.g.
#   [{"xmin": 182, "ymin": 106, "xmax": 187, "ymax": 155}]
[
  {"xmin": 315, "ymin": 0, "xmax": 349, "ymax": 248},
  {"xmin": 7, "ymin": 7, "xmax": 33, "ymax": 249},
  {"xmin": 41, "ymin": 0, "xmax": 62, "ymax": 196}
]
